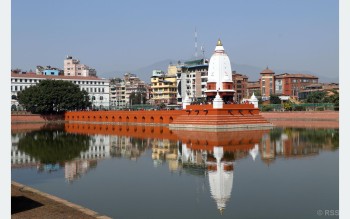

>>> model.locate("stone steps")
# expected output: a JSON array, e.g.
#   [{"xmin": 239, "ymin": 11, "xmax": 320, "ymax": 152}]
[{"xmin": 172, "ymin": 114, "xmax": 270, "ymax": 125}]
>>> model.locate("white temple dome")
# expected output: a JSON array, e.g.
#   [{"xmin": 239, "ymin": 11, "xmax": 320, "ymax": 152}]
[{"xmin": 207, "ymin": 39, "xmax": 233, "ymax": 87}]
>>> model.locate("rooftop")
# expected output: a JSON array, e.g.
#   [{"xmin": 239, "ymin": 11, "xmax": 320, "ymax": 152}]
[{"xmin": 11, "ymin": 73, "xmax": 107, "ymax": 81}]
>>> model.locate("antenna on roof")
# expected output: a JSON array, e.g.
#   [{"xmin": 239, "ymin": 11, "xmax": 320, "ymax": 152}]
[
  {"xmin": 194, "ymin": 27, "xmax": 198, "ymax": 58},
  {"xmin": 201, "ymin": 44, "xmax": 205, "ymax": 60}
]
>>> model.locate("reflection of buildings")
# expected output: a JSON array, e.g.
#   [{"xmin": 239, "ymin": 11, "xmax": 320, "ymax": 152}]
[
  {"xmin": 152, "ymin": 139, "xmax": 179, "ymax": 170},
  {"xmin": 11, "ymin": 132, "xmax": 111, "ymax": 183},
  {"xmin": 11, "ymin": 133, "xmax": 39, "ymax": 168},
  {"xmin": 65, "ymin": 160, "xmax": 97, "ymax": 182},
  {"xmin": 151, "ymin": 129, "xmax": 268, "ymax": 214},
  {"xmin": 259, "ymin": 128, "xmax": 337, "ymax": 165},
  {"xmin": 110, "ymin": 136, "xmax": 149, "ymax": 160},
  {"xmin": 81, "ymin": 135, "xmax": 111, "ymax": 160}
]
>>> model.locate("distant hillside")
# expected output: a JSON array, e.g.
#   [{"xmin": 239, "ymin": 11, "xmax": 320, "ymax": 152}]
[{"xmin": 101, "ymin": 59, "xmax": 339, "ymax": 84}]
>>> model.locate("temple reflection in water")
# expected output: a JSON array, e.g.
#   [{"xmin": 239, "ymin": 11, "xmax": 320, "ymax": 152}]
[{"xmin": 11, "ymin": 124, "xmax": 338, "ymax": 213}]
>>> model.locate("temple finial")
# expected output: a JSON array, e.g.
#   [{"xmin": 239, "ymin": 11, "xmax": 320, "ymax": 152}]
[{"xmin": 217, "ymin": 38, "xmax": 223, "ymax": 46}]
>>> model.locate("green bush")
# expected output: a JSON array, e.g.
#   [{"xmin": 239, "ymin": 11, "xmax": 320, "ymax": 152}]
[
  {"xmin": 294, "ymin": 105, "xmax": 306, "ymax": 111},
  {"xmin": 262, "ymin": 105, "xmax": 273, "ymax": 112},
  {"xmin": 283, "ymin": 102, "xmax": 293, "ymax": 111},
  {"xmin": 315, "ymin": 106, "xmax": 325, "ymax": 111}
]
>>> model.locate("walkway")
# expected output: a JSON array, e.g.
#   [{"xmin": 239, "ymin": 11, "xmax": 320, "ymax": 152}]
[{"xmin": 12, "ymin": 181, "xmax": 111, "ymax": 219}]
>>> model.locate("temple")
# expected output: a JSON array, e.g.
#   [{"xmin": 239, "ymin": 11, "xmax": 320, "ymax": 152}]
[
  {"xmin": 205, "ymin": 39, "xmax": 235, "ymax": 103},
  {"xmin": 65, "ymin": 39, "xmax": 273, "ymax": 130}
]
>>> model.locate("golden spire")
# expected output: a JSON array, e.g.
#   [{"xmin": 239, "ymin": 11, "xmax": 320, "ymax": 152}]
[
  {"xmin": 219, "ymin": 208, "xmax": 224, "ymax": 215},
  {"xmin": 217, "ymin": 38, "xmax": 223, "ymax": 46}
]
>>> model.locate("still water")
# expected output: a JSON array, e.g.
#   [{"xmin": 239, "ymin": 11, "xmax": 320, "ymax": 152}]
[{"xmin": 11, "ymin": 124, "xmax": 339, "ymax": 219}]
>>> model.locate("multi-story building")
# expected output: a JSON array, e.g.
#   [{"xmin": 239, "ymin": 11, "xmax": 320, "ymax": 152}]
[
  {"xmin": 232, "ymin": 72, "xmax": 248, "ymax": 102},
  {"xmin": 110, "ymin": 73, "xmax": 149, "ymax": 109},
  {"xmin": 110, "ymin": 78, "xmax": 126, "ymax": 109},
  {"xmin": 275, "ymin": 73, "xmax": 318, "ymax": 98},
  {"xmin": 63, "ymin": 56, "xmax": 97, "ymax": 77},
  {"xmin": 11, "ymin": 72, "xmax": 110, "ymax": 110},
  {"xmin": 150, "ymin": 70, "xmax": 177, "ymax": 105},
  {"xmin": 175, "ymin": 59, "xmax": 209, "ymax": 103},
  {"xmin": 259, "ymin": 67, "xmax": 319, "ymax": 99},
  {"xmin": 260, "ymin": 67, "xmax": 275, "ymax": 100},
  {"xmin": 247, "ymin": 81, "xmax": 260, "ymax": 98}
]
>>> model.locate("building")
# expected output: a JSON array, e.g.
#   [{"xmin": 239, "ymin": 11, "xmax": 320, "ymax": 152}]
[
  {"xmin": 175, "ymin": 59, "xmax": 209, "ymax": 103},
  {"xmin": 232, "ymin": 72, "xmax": 248, "ymax": 102},
  {"xmin": 110, "ymin": 73, "xmax": 149, "ymax": 109},
  {"xmin": 275, "ymin": 73, "xmax": 318, "ymax": 98},
  {"xmin": 247, "ymin": 81, "xmax": 260, "ymax": 98},
  {"xmin": 298, "ymin": 83, "xmax": 339, "ymax": 100},
  {"xmin": 259, "ymin": 67, "xmax": 319, "ymax": 99},
  {"xmin": 260, "ymin": 67, "xmax": 275, "ymax": 100},
  {"xmin": 205, "ymin": 39, "xmax": 235, "ymax": 103},
  {"xmin": 36, "ymin": 65, "xmax": 63, "ymax": 76},
  {"xmin": 63, "ymin": 56, "xmax": 97, "ymax": 77},
  {"xmin": 11, "ymin": 72, "xmax": 110, "ymax": 110},
  {"xmin": 150, "ymin": 70, "xmax": 177, "ymax": 106}
]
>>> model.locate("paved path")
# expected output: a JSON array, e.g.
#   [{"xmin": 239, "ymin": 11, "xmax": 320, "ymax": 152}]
[
  {"xmin": 261, "ymin": 111, "xmax": 339, "ymax": 128},
  {"xmin": 12, "ymin": 181, "xmax": 111, "ymax": 219}
]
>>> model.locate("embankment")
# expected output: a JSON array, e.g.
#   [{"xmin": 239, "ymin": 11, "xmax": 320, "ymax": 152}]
[{"xmin": 261, "ymin": 111, "xmax": 339, "ymax": 128}]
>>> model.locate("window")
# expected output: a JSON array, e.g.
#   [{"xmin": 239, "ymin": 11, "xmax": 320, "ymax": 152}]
[
  {"xmin": 102, "ymin": 88, "xmax": 104, "ymax": 92},
  {"xmin": 100, "ymin": 96, "xmax": 103, "ymax": 100}
]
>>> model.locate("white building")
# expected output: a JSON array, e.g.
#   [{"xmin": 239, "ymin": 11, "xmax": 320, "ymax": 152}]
[
  {"xmin": 205, "ymin": 39, "xmax": 235, "ymax": 103},
  {"xmin": 174, "ymin": 59, "xmax": 209, "ymax": 104},
  {"xmin": 11, "ymin": 73, "xmax": 110, "ymax": 110}
]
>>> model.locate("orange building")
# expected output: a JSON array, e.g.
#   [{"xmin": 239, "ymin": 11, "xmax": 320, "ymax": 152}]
[
  {"xmin": 260, "ymin": 67, "xmax": 275, "ymax": 100},
  {"xmin": 275, "ymin": 73, "xmax": 318, "ymax": 98}
]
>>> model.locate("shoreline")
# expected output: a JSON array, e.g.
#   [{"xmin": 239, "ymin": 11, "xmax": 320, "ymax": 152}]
[
  {"xmin": 11, "ymin": 111, "xmax": 339, "ymax": 129},
  {"xmin": 12, "ymin": 181, "xmax": 111, "ymax": 219}
]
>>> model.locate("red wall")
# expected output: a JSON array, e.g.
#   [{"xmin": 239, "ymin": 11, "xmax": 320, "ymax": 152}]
[{"xmin": 65, "ymin": 110, "xmax": 182, "ymax": 124}]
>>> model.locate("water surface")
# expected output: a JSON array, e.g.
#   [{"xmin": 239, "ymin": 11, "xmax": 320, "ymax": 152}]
[{"xmin": 11, "ymin": 124, "xmax": 339, "ymax": 219}]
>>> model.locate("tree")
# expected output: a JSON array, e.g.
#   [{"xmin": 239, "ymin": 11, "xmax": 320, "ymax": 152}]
[
  {"xmin": 269, "ymin": 94, "xmax": 281, "ymax": 104},
  {"xmin": 129, "ymin": 89, "xmax": 147, "ymax": 105},
  {"xmin": 305, "ymin": 91, "xmax": 326, "ymax": 103},
  {"xmin": 17, "ymin": 79, "xmax": 91, "ymax": 114},
  {"xmin": 324, "ymin": 89, "xmax": 339, "ymax": 110}
]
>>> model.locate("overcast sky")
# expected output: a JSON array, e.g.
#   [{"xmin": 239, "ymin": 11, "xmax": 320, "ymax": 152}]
[{"xmin": 12, "ymin": 0, "xmax": 338, "ymax": 79}]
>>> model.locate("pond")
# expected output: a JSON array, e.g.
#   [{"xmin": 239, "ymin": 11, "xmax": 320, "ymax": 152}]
[{"xmin": 11, "ymin": 124, "xmax": 339, "ymax": 219}]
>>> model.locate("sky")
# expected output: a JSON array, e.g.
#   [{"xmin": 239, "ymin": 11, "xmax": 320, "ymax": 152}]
[{"xmin": 12, "ymin": 0, "xmax": 338, "ymax": 81}]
